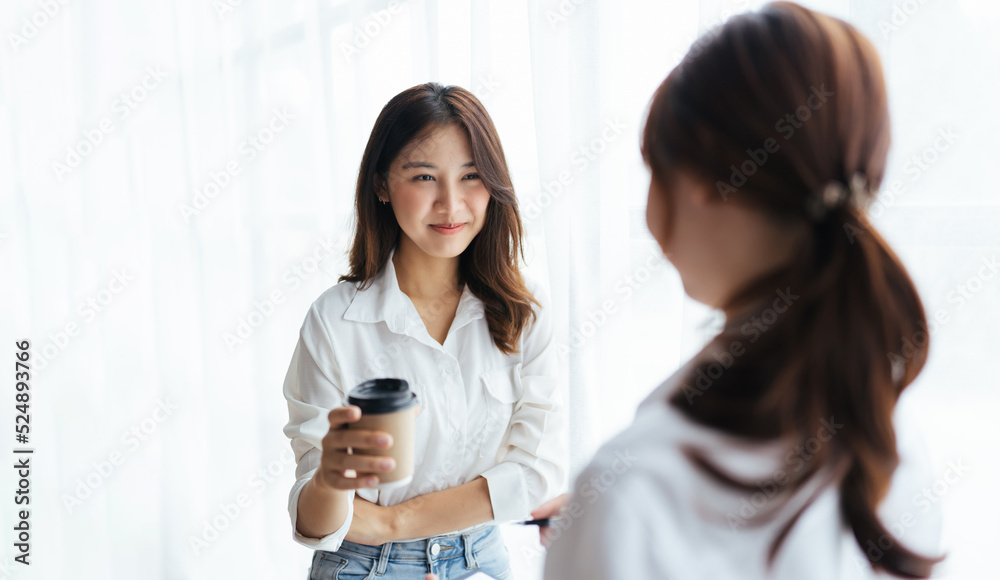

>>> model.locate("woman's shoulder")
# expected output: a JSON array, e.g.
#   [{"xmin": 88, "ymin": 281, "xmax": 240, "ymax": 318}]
[
  {"xmin": 577, "ymin": 401, "xmax": 694, "ymax": 497},
  {"xmin": 303, "ymin": 279, "xmax": 362, "ymax": 326},
  {"xmin": 572, "ymin": 390, "xmax": 943, "ymax": 579},
  {"xmin": 576, "ymin": 393, "xmax": 802, "ymax": 536}
]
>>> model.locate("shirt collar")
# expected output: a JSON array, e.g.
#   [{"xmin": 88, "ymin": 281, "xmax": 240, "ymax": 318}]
[
  {"xmin": 451, "ymin": 284, "xmax": 486, "ymax": 333},
  {"xmin": 343, "ymin": 249, "xmax": 485, "ymax": 338}
]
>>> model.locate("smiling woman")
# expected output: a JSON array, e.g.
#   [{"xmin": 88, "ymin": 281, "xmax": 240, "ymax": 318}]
[
  {"xmin": 380, "ymin": 123, "xmax": 493, "ymax": 343},
  {"xmin": 282, "ymin": 82, "xmax": 567, "ymax": 580},
  {"xmin": 344, "ymin": 83, "xmax": 538, "ymax": 355}
]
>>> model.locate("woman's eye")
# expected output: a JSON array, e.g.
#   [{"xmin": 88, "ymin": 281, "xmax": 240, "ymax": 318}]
[
  {"xmin": 463, "ymin": 173, "xmax": 481, "ymax": 180},
  {"xmin": 413, "ymin": 174, "xmax": 434, "ymax": 181}
]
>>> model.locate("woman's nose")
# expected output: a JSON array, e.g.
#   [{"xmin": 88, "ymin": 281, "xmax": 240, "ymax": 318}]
[{"xmin": 436, "ymin": 180, "xmax": 461, "ymax": 213}]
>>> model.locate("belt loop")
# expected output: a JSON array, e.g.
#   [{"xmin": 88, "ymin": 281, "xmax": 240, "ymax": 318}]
[
  {"xmin": 463, "ymin": 532, "xmax": 477, "ymax": 569},
  {"xmin": 374, "ymin": 542, "xmax": 392, "ymax": 575}
]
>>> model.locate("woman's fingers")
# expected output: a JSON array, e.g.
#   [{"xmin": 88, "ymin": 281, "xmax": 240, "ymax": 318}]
[
  {"xmin": 316, "ymin": 405, "xmax": 396, "ymax": 491},
  {"xmin": 531, "ymin": 493, "xmax": 571, "ymax": 519},
  {"xmin": 328, "ymin": 405, "xmax": 362, "ymax": 429},
  {"xmin": 325, "ymin": 405, "xmax": 393, "ymax": 453},
  {"xmin": 532, "ymin": 493, "xmax": 572, "ymax": 547},
  {"xmin": 322, "ymin": 427, "xmax": 393, "ymax": 452},
  {"xmin": 321, "ymin": 448, "xmax": 396, "ymax": 473}
]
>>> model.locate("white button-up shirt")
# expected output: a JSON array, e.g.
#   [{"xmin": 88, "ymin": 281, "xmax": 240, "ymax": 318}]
[
  {"xmin": 283, "ymin": 254, "xmax": 567, "ymax": 552},
  {"xmin": 544, "ymin": 360, "xmax": 943, "ymax": 579}
]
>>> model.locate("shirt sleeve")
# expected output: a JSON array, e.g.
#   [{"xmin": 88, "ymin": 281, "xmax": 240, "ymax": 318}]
[
  {"xmin": 481, "ymin": 280, "xmax": 569, "ymax": 522},
  {"xmin": 282, "ymin": 303, "xmax": 354, "ymax": 551}
]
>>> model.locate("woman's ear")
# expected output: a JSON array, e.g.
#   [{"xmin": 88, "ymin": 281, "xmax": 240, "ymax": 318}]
[
  {"xmin": 686, "ymin": 174, "xmax": 713, "ymax": 207},
  {"xmin": 374, "ymin": 174, "xmax": 389, "ymax": 203}
]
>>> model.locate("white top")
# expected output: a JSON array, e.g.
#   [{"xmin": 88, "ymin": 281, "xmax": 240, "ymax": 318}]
[
  {"xmin": 282, "ymin": 254, "xmax": 567, "ymax": 552},
  {"xmin": 544, "ymin": 359, "xmax": 943, "ymax": 580}
]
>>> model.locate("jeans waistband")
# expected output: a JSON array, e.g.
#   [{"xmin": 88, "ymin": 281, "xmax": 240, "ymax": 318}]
[{"xmin": 332, "ymin": 524, "xmax": 500, "ymax": 572}]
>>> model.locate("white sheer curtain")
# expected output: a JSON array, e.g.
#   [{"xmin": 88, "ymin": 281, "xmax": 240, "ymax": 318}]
[{"xmin": 0, "ymin": 0, "xmax": 995, "ymax": 578}]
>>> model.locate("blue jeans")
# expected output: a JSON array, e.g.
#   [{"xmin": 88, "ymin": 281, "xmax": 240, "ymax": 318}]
[{"xmin": 307, "ymin": 525, "xmax": 511, "ymax": 580}]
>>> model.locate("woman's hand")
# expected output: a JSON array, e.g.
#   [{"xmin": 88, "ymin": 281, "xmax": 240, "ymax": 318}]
[
  {"xmin": 296, "ymin": 406, "xmax": 397, "ymax": 541},
  {"xmin": 346, "ymin": 496, "xmax": 400, "ymax": 546},
  {"xmin": 531, "ymin": 493, "xmax": 571, "ymax": 547},
  {"xmin": 315, "ymin": 406, "xmax": 396, "ymax": 491}
]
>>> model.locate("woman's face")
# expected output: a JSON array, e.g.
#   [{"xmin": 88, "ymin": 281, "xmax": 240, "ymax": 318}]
[
  {"xmin": 645, "ymin": 168, "xmax": 740, "ymax": 308},
  {"xmin": 645, "ymin": 168, "xmax": 808, "ymax": 313},
  {"xmin": 382, "ymin": 123, "xmax": 491, "ymax": 260}
]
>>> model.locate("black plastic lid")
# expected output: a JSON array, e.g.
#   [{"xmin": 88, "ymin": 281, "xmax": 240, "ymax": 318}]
[{"xmin": 348, "ymin": 378, "xmax": 418, "ymax": 414}]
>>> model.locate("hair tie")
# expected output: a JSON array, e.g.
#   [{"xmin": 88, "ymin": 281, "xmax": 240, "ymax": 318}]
[{"xmin": 807, "ymin": 172, "xmax": 871, "ymax": 221}]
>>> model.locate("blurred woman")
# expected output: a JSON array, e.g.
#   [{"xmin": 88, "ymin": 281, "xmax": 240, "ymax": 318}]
[
  {"xmin": 537, "ymin": 3, "xmax": 944, "ymax": 578},
  {"xmin": 282, "ymin": 83, "xmax": 566, "ymax": 579}
]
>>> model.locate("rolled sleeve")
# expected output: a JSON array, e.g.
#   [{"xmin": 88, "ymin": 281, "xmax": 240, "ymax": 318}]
[
  {"xmin": 481, "ymin": 462, "xmax": 531, "ymax": 522},
  {"xmin": 287, "ymin": 464, "xmax": 355, "ymax": 551},
  {"xmin": 483, "ymin": 280, "xmax": 569, "ymax": 522},
  {"xmin": 282, "ymin": 305, "xmax": 352, "ymax": 549}
]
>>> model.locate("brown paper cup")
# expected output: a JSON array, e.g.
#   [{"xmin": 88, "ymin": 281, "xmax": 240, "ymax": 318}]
[{"xmin": 347, "ymin": 378, "xmax": 418, "ymax": 490}]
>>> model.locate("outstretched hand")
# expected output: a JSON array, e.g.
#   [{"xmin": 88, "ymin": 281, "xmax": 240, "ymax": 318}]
[{"xmin": 531, "ymin": 493, "xmax": 571, "ymax": 547}]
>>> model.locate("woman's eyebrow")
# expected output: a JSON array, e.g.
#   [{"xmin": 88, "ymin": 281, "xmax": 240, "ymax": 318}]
[
  {"xmin": 399, "ymin": 161, "xmax": 476, "ymax": 169},
  {"xmin": 401, "ymin": 161, "xmax": 435, "ymax": 169}
]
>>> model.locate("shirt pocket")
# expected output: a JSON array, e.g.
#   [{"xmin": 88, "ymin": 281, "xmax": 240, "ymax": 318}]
[{"xmin": 477, "ymin": 365, "xmax": 520, "ymax": 459}]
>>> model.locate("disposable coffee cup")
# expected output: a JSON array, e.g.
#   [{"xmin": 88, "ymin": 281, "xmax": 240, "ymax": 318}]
[{"xmin": 347, "ymin": 378, "xmax": 418, "ymax": 490}]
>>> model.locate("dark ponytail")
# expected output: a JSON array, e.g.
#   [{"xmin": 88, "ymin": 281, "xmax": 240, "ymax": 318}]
[{"xmin": 642, "ymin": 2, "xmax": 943, "ymax": 576}]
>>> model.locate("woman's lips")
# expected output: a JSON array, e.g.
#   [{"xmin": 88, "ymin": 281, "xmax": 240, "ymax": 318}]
[{"xmin": 430, "ymin": 223, "xmax": 466, "ymax": 235}]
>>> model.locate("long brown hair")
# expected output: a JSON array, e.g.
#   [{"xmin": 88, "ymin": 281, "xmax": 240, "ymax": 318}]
[
  {"xmin": 642, "ymin": 2, "xmax": 943, "ymax": 576},
  {"xmin": 341, "ymin": 83, "xmax": 537, "ymax": 355}
]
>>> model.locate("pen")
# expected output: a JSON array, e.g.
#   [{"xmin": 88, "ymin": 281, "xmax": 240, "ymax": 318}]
[{"xmin": 519, "ymin": 518, "xmax": 551, "ymax": 526}]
